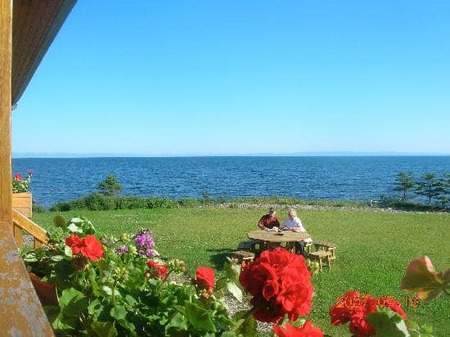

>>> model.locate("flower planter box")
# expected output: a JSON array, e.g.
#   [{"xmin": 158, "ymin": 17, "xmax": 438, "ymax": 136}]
[
  {"xmin": 29, "ymin": 272, "xmax": 58, "ymax": 305},
  {"xmin": 12, "ymin": 192, "xmax": 32, "ymax": 217}
]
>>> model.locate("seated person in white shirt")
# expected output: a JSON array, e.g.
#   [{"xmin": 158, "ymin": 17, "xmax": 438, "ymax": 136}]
[{"xmin": 282, "ymin": 208, "xmax": 312, "ymax": 255}]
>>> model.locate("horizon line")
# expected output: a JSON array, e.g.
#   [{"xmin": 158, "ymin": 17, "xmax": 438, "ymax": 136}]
[{"xmin": 12, "ymin": 151, "xmax": 450, "ymax": 159}]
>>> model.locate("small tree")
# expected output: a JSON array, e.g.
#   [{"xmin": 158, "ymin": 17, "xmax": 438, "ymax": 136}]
[
  {"xmin": 437, "ymin": 172, "xmax": 450, "ymax": 208},
  {"xmin": 415, "ymin": 173, "xmax": 445, "ymax": 205},
  {"xmin": 97, "ymin": 174, "xmax": 122, "ymax": 196},
  {"xmin": 393, "ymin": 172, "xmax": 416, "ymax": 201},
  {"xmin": 202, "ymin": 189, "xmax": 212, "ymax": 205}
]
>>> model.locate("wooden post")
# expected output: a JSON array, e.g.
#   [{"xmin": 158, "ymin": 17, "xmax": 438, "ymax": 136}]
[
  {"xmin": 0, "ymin": 0, "xmax": 12, "ymax": 224},
  {"xmin": 0, "ymin": 1, "xmax": 54, "ymax": 335}
]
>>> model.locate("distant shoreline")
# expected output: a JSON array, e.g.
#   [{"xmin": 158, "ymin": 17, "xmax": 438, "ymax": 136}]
[{"xmin": 12, "ymin": 153, "xmax": 450, "ymax": 159}]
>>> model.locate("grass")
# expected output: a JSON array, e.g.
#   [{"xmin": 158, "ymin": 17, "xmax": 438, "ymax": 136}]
[{"xmin": 31, "ymin": 206, "xmax": 450, "ymax": 336}]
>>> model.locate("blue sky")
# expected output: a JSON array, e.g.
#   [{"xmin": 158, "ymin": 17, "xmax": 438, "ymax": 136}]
[{"xmin": 12, "ymin": 1, "xmax": 450, "ymax": 157}]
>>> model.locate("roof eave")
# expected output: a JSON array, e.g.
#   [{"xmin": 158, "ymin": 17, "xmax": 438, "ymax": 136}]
[{"xmin": 12, "ymin": 0, "xmax": 77, "ymax": 105}]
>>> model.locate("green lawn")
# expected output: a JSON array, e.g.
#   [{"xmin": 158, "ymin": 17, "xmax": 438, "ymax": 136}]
[{"xmin": 32, "ymin": 207, "xmax": 450, "ymax": 336}]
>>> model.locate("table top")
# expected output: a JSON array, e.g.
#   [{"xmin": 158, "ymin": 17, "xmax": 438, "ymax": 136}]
[{"xmin": 247, "ymin": 230, "xmax": 311, "ymax": 243}]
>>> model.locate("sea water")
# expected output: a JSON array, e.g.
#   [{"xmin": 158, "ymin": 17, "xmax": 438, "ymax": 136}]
[{"xmin": 12, "ymin": 156, "xmax": 450, "ymax": 208}]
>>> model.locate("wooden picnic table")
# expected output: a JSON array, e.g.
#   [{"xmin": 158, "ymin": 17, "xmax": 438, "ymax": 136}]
[{"xmin": 247, "ymin": 230, "xmax": 312, "ymax": 252}]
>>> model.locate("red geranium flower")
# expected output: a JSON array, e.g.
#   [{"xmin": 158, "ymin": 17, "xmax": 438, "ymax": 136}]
[
  {"xmin": 65, "ymin": 234, "xmax": 84, "ymax": 253},
  {"xmin": 194, "ymin": 266, "xmax": 216, "ymax": 292},
  {"xmin": 14, "ymin": 173, "xmax": 23, "ymax": 180},
  {"xmin": 240, "ymin": 262, "xmax": 278, "ymax": 298},
  {"xmin": 329, "ymin": 291, "xmax": 360, "ymax": 326},
  {"xmin": 239, "ymin": 248, "xmax": 313, "ymax": 323},
  {"xmin": 147, "ymin": 260, "xmax": 168, "ymax": 279},
  {"xmin": 273, "ymin": 321, "xmax": 324, "ymax": 337},
  {"xmin": 65, "ymin": 234, "xmax": 104, "ymax": 261},
  {"xmin": 330, "ymin": 291, "xmax": 407, "ymax": 337}
]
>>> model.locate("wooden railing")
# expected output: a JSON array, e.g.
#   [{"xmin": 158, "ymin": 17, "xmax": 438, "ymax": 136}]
[{"xmin": 12, "ymin": 208, "xmax": 48, "ymax": 248}]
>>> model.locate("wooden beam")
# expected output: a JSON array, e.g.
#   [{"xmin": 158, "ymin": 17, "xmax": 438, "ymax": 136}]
[{"xmin": 0, "ymin": 1, "xmax": 54, "ymax": 335}]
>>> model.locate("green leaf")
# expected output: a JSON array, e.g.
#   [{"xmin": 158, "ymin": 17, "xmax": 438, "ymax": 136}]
[
  {"xmin": 108, "ymin": 302, "xmax": 136, "ymax": 335},
  {"xmin": 22, "ymin": 252, "xmax": 38, "ymax": 263},
  {"xmin": 110, "ymin": 305, "xmax": 127, "ymax": 320},
  {"xmin": 64, "ymin": 245, "xmax": 73, "ymax": 257},
  {"xmin": 102, "ymin": 285, "xmax": 113, "ymax": 296},
  {"xmin": 166, "ymin": 312, "xmax": 188, "ymax": 333},
  {"xmin": 79, "ymin": 217, "xmax": 97, "ymax": 234},
  {"xmin": 88, "ymin": 274, "xmax": 101, "ymax": 297},
  {"xmin": 422, "ymin": 324, "xmax": 434, "ymax": 334},
  {"xmin": 232, "ymin": 310, "xmax": 258, "ymax": 337},
  {"xmin": 90, "ymin": 321, "xmax": 118, "ymax": 337},
  {"xmin": 408, "ymin": 320, "xmax": 434, "ymax": 337},
  {"xmin": 185, "ymin": 301, "xmax": 216, "ymax": 332},
  {"xmin": 408, "ymin": 320, "xmax": 419, "ymax": 330},
  {"xmin": 124, "ymin": 294, "xmax": 138, "ymax": 306},
  {"xmin": 88, "ymin": 299, "xmax": 104, "ymax": 317},
  {"xmin": 50, "ymin": 312, "xmax": 79, "ymax": 332},
  {"xmin": 59, "ymin": 288, "xmax": 89, "ymax": 318},
  {"xmin": 215, "ymin": 277, "xmax": 228, "ymax": 291},
  {"xmin": 227, "ymin": 281, "xmax": 243, "ymax": 302},
  {"xmin": 67, "ymin": 223, "xmax": 82, "ymax": 233},
  {"xmin": 116, "ymin": 318, "xmax": 137, "ymax": 336},
  {"xmin": 70, "ymin": 217, "xmax": 84, "ymax": 225},
  {"xmin": 54, "ymin": 260, "xmax": 74, "ymax": 288},
  {"xmin": 224, "ymin": 259, "xmax": 241, "ymax": 280},
  {"xmin": 50, "ymin": 254, "xmax": 64, "ymax": 262},
  {"xmin": 366, "ymin": 307, "xmax": 410, "ymax": 337}
]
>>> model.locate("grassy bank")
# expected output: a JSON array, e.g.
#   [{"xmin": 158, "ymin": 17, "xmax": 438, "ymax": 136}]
[{"xmin": 32, "ymin": 206, "xmax": 450, "ymax": 336}]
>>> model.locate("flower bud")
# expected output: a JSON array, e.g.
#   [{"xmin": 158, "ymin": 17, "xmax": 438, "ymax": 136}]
[
  {"xmin": 129, "ymin": 246, "xmax": 138, "ymax": 255},
  {"xmin": 168, "ymin": 259, "xmax": 186, "ymax": 273}
]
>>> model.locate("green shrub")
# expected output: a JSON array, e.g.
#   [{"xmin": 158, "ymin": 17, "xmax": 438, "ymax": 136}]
[
  {"xmin": 32, "ymin": 203, "xmax": 47, "ymax": 213},
  {"xmin": 378, "ymin": 195, "xmax": 445, "ymax": 212},
  {"xmin": 214, "ymin": 194, "xmax": 229, "ymax": 204},
  {"xmin": 148, "ymin": 196, "xmax": 178, "ymax": 208},
  {"xmin": 50, "ymin": 201, "xmax": 72, "ymax": 212},
  {"xmin": 117, "ymin": 196, "xmax": 148, "ymax": 209},
  {"xmin": 83, "ymin": 193, "xmax": 116, "ymax": 210},
  {"xmin": 201, "ymin": 190, "xmax": 212, "ymax": 205},
  {"xmin": 178, "ymin": 198, "xmax": 200, "ymax": 208},
  {"xmin": 51, "ymin": 193, "xmax": 117, "ymax": 211}
]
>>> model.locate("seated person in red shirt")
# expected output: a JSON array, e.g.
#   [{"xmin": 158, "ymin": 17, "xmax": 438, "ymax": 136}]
[{"xmin": 257, "ymin": 207, "xmax": 281, "ymax": 230}]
